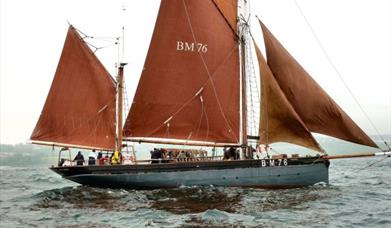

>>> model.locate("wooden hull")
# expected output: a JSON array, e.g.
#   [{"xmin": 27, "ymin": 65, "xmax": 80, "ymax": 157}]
[{"xmin": 51, "ymin": 157, "xmax": 329, "ymax": 189}]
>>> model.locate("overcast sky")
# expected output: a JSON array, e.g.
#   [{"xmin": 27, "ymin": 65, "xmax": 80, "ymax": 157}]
[{"xmin": 1, "ymin": 0, "xmax": 390, "ymax": 144}]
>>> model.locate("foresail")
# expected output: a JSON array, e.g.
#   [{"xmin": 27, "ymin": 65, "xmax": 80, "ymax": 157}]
[
  {"xmin": 253, "ymin": 39, "xmax": 323, "ymax": 152},
  {"xmin": 30, "ymin": 26, "xmax": 116, "ymax": 150},
  {"xmin": 123, "ymin": 0, "xmax": 240, "ymax": 144},
  {"xmin": 258, "ymin": 20, "xmax": 378, "ymax": 149}
]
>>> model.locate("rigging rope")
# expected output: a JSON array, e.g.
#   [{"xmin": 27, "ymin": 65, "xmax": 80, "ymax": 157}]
[
  {"xmin": 74, "ymin": 27, "xmax": 119, "ymax": 53},
  {"xmin": 361, "ymin": 155, "xmax": 390, "ymax": 169},
  {"xmin": 238, "ymin": 13, "xmax": 261, "ymax": 143},
  {"xmin": 346, "ymin": 154, "xmax": 390, "ymax": 176},
  {"xmin": 122, "ymin": 81, "xmax": 131, "ymax": 125},
  {"xmin": 194, "ymin": 95, "xmax": 210, "ymax": 142},
  {"xmin": 294, "ymin": 0, "xmax": 390, "ymax": 151},
  {"xmin": 243, "ymin": 27, "xmax": 260, "ymax": 137}
]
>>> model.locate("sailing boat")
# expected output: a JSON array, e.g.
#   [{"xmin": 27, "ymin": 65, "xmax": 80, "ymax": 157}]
[{"xmin": 30, "ymin": 0, "xmax": 384, "ymax": 189}]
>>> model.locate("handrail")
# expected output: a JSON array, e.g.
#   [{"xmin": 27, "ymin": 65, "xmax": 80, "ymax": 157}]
[{"xmin": 56, "ymin": 156, "xmax": 225, "ymax": 167}]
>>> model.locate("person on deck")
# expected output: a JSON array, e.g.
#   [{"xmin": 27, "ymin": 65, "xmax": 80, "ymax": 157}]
[
  {"xmin": 232, "ymin": 147, "xmax": 240, "ymax": 160},
  {"xmin": 224, "ymin": 147, "xmax": 239, "ymax": 160},
  {"xmin": 97, "ymin": 152, "xmax": 105, "ymax": 165},
  {"xmin": 88, "ymin": 149, "xmax": 97, "ymax": 165},
  {"xmin": 248, "ymin": 146, "xmax": 256, "ymax": 159},
  {"xmin": 223, "ymin": 147, "xmax": 230, "ymax": 160},
  {"xmin": 150, "ymin": 148, "xmax": 162, "ymax": 163},
  {"xmin": 177, "ymin": 151, "xmax": 187, "ymax": 162},
  {"xmin": 73, "ymin": 151, "xmax": 85, "ymax": 166},
  {"xmin": 111, "ymin": 150, "xmax": 121, "ymax": 165}
]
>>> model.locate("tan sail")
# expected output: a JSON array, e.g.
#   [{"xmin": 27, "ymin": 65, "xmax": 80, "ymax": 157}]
[
  {"xmin": 253, "ymin": 40, "xmax": 323, "ymax": 152},
  {"xmin": 30, "ymin": 25, "xmax": 116, "ymax": 150},
  {"xmin": 123, "ymin": 0, "xmax": 240, "ymax": 144},
  {"xmin": 258, "ymin": 20, "xmax": 378, "ymax": 149}
]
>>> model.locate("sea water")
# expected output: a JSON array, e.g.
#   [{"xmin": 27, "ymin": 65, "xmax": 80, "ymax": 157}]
[{"xmin": 0, "ymin": 150, "xmax": 390, "ymax": 227}]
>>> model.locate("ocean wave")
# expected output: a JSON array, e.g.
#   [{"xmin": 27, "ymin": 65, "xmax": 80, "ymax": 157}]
[
  {"xmin": 1, "ymin": 157, "xmax": 390, "ymax": 227},
  {"xmin": 0, "ymin": 165, "xmax": 31, "ymax": 171}
]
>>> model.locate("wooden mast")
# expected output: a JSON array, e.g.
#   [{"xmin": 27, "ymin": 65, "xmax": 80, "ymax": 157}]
[
  {"xmin": 239, "ymin": 0, "xmax": 248, "ymax": 159},
  {"xmin": 116, "ymin": 63, "xmax": 127, "ymax": 152},
  {"xmin": 240, "ymin": 37, "xmax": 248, "ymax": 158}
]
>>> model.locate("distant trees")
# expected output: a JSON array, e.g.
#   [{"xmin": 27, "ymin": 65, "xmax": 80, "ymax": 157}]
[{"xmin": 0, "ymin": 143, "xmax": 56, "ymax": 166}]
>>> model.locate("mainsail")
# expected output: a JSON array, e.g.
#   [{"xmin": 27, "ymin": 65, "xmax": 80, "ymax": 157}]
[
  {"xmin": 123, "ymin": 0, "xmax": 240, "ymax": 144},
  {"xmin": 30, "ymin": 26, "xmax": 116, "ymax": 150},
  {"xmin": 257, "ymin": 20, "xmax": 378, "ymax": 149},
  {"xmin": 212, "ymin": 0, "xmax": 238, "ymax": 33},
  {"xmin": 253, "ymin": 40, "xmax": 323, "ymax": 152}
]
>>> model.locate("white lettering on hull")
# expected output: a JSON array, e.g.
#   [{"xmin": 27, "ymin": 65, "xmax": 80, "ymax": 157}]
[
  {"xmin": 269, "ymin": 159, "xmax": 275, "ymax": 166},
  {"xmin": 260, "ymin": 158, "xmax": 288, "ymax": 167}
]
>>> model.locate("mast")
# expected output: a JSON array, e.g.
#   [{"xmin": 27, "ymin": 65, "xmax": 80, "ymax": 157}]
[
  {"xmin": 116, "ymin": 63, "xmax": 127, "ymax": 152},
  {"xmin": 240, "ymin": 36, "xmax": 248, "ymax": 157},
  {"xmin": 117, "ymin": 8, "xmax": 127, "ymax": 153},
  {"xmin": 238, "ymin": 0, "xmax": 249, "ymax": 158}
]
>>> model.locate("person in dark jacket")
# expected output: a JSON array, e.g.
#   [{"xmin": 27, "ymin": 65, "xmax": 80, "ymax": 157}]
[
  {"xmin": 150, "ymin": 148, "xmax": 162, "ymax": 163},
  {"xmin": 224, "ymin": 147, "xmax": 239, "ymax": 160},
  {"xmin": 97, "ymin": 152, "xmax": 103, "ymax": 160},
  {"xmin": 73, "ymin": 151, "xmax": 85, "ymax": 166},
  {"xmin": 223, "ymin": 147, "xmax": 230, "ymax": 160}
]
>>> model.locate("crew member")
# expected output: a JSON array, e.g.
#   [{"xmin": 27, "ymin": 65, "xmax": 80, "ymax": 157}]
[
  {"xmin": 73, "ymin": 151, "xmax": 85, "ymax": 166},
  {"xmin": 111, "ymin": 150, "xmax": 121, "ymax": 165}
]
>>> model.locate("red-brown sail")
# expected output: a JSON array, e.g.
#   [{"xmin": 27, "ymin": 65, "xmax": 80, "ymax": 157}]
[
  {"xmin": 253, "ymin": 40, "xmax": 323, "ymax": 152},
  {"xmin": 212, "ymin": 0, "xmax": 238, "ymax": 33},
  {"xmin": 30, "ymin": 26, "xmax": 116, "ymax": 150},
  {"xmin": 123, "ymin": 0, "xmax": 240, "ymax": 144},
  {"xmin": 259, "ymin": 20, "xmax": 378, "ymax": 148}
]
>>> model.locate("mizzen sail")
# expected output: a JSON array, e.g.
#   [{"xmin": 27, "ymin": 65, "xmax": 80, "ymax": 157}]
[
  {"xmin": 258, "ymin": 20, "xmax": 378, "ymax": 148},
  {"xmin": 30, "ymin": 26, "xmax": 116, "ymax": 150},
  {"xmin": 253, "ymin": 40, "xmax": 323, "ymax": 152},
  {"xmin": 123, "ymin": 0, "xmax": 240, "ymax": 144}
]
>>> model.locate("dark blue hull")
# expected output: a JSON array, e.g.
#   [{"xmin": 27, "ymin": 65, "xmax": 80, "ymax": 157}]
[{"xmin": 51, "ymin": 158, "xmax": 329, "ymax": 189}]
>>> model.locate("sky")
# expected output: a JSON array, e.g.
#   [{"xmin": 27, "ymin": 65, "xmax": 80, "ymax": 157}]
[{"xmin": 0, "ymin": 0, "xmax": 390, "ymax": 145}]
